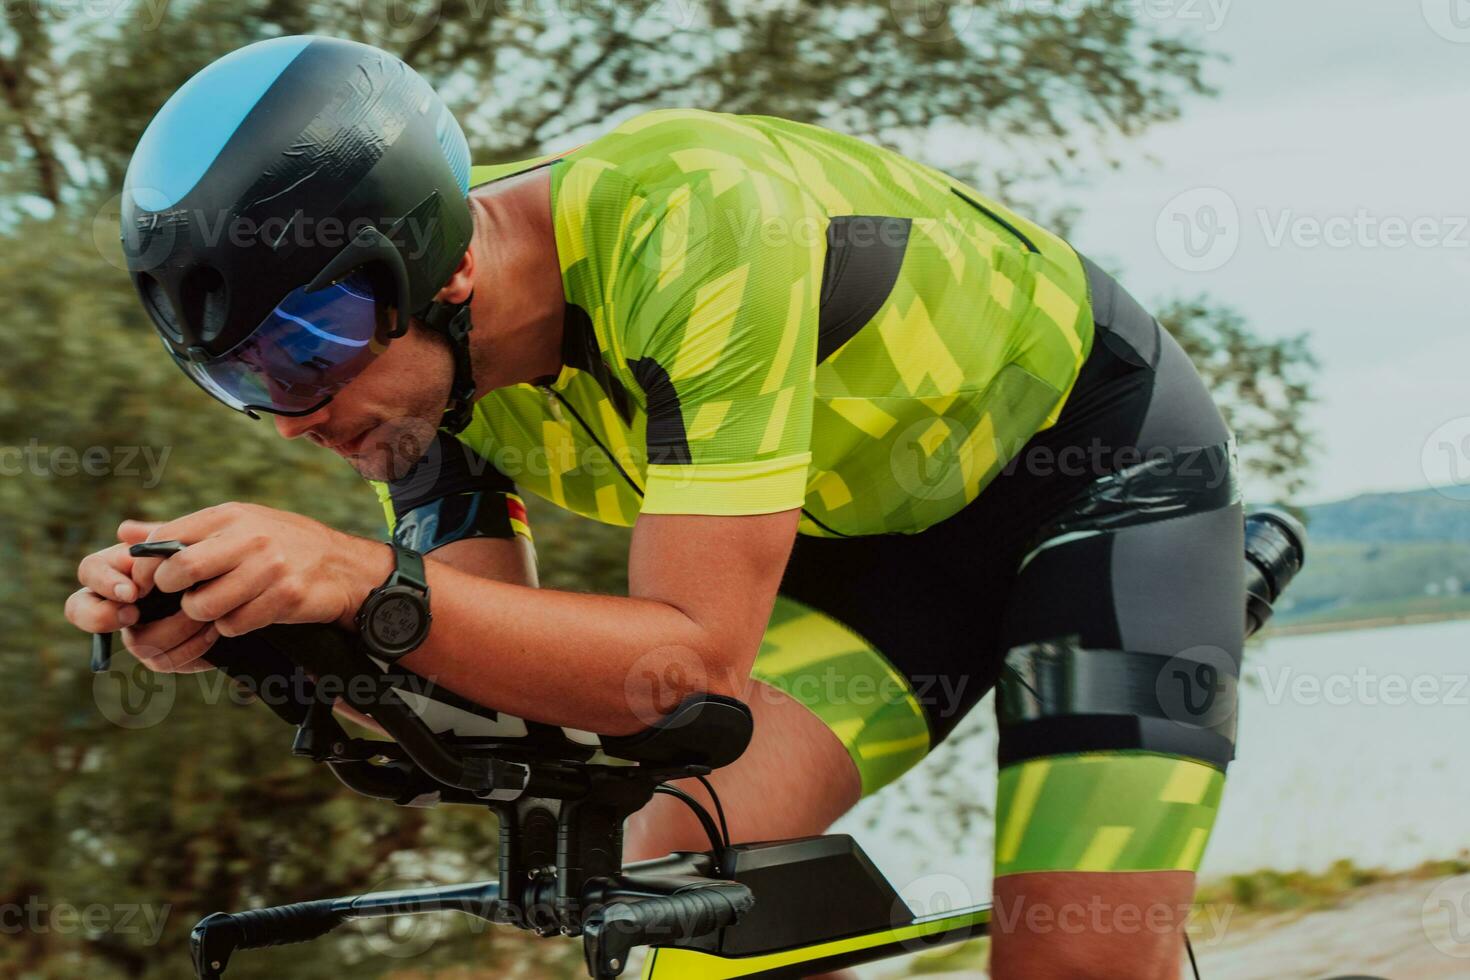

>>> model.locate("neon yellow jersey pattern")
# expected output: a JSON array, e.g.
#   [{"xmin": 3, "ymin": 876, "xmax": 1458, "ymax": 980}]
[{"xmin": 461, "ymin": 108, "xmax": 1094, "ymax": 537}]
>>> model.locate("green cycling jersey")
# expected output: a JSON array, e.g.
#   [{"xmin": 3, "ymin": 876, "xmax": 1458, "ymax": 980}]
[{"xmin": 377, "ymin": 108, "xmax": 1094, "ymax": 538}]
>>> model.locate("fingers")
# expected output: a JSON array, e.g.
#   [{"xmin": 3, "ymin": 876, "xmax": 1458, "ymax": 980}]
[
  {"xmin": 117, "ymin": 519, "xmax": 163, "ymax": 544},
  {"xmin": 77, "ymin": 542, "xmax": 142, "ymax": 604},
  {"xmin": 152, "ymin": 533, "xmax": 255, "ymax": 596},
  {"xmin": 148, "ymin": 501, "xmax": 256, "ymax": 552},
  {"xmin": 139, "ymin": 503, "xmax": 264, "ymax": 595},
  {"xmin": 215, "ymin": 588, "xmax": 294, "ymax": 638},
  {"xmin": 124, "ymin": 618, "xmax": 220, "ymax": 674},
  {"xmin": 177, "ymin": 553, "xmax": 278, "ymax": 625},
  {"xmin": 122, "ymin": 609, "xmax": 210, "ymax": 662},
  {"xmin": 65, "ymin": 587, "xmax": 140, "ymax": 634}
]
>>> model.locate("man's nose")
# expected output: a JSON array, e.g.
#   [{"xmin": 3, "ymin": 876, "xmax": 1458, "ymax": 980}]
[{"xmin": 273, "ymin": 407, "xmax": 328, "ymax": 440}]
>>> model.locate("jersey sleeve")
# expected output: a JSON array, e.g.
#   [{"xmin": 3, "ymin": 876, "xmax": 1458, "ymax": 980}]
[
  {"xmin": 617, "ymin": 168, "xmax": 824, "ymax": 517},
  {"xmin": 368, "ymin": 431, "xmax": 532, "ymax": 552}
]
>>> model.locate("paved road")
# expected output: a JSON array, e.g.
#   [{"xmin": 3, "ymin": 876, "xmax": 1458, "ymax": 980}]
[{"xmin": 1193, "ymin": 875, "xmax": 1470, "ymax": 979}]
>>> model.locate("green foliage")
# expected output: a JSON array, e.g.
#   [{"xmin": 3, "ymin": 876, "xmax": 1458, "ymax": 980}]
[
  {"xmin": 1259, "ymin": 492, "xmax": 1470, "ymax": 628},
  {"xmin": 1194, "ymin": 858, "xmax": 1407, "ymax": 915},
  {"xmin": 1157, "ymin": 297, "xmax": 1317, "ymax": 500},
  {"xmin": 1305, "ymin": 488, "xmax": 1470, "ymax": 544}
]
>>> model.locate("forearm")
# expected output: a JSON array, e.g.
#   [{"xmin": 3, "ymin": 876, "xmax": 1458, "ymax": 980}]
[
  {"xmin": 400, "ymin": 561, "xmax": 731, "ymax": 735},
  {"xmin": 329, "ymin": 511, "xmax": 794, "ymax": 737}
]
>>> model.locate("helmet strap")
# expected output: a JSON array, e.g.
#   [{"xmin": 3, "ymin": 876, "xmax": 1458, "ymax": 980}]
[{"xmin": 419, "ymin": 296, "xmax": 477, "ymax": 434}]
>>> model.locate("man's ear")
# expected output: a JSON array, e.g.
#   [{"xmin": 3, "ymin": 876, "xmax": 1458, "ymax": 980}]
[{"xmin": 435, "ymin": 245, "xmax": 475, "ymax": 305}]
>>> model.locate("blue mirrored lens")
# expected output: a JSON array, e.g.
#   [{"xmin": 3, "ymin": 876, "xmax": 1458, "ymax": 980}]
[{"xmin": 177, "ymin": 270, "xmax": 385, "ymax": 415}]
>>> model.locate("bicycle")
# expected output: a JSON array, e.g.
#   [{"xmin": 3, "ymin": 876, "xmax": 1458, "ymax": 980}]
[{"xmin": 88, "ymin": 509, "xmax": 1305, "ymax": 979}]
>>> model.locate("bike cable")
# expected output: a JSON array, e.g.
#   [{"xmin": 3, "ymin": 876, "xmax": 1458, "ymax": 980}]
[
  {"xmin": 1185, "ymin": 932, "xmax": 1201, "ymax": 979},
  {"xmin": 653, "ymin": 785, "xmax": 727, "ymax": 860},
  {"xmin": 693, "ymin": 774, "xmax": 731, "ymax": 847}
]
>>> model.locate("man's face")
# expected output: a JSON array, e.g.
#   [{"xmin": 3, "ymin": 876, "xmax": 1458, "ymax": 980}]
[{"xmin": 272, "ymin": 325, "xmax": 452, "ymax": 483}]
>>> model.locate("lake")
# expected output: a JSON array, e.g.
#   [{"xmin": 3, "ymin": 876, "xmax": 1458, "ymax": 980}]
[{"xmin": 833, "ymin": 618, "xmax": 1470, "ymax": 915}]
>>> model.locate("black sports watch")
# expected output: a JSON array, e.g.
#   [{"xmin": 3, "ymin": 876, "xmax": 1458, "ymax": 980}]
[{"xmin": 355, "ymin": 544, "xmax": 432, "ymax": 662}]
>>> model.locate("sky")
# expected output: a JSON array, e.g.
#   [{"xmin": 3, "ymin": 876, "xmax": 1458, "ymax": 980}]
[{"xmin": 1041, "ymin": 0, "xmax": 1469, "ymax": 504}]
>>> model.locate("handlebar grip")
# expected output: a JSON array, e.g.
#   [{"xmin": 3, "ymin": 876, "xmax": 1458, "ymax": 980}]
[
  {"xmin": 191, "ymin": 902, "xmax": 351, "ymax": 978},
  {"xmin": 621, "ymin": 886, "xmax": 754, "ymax": 937},
  {"xmin": 584, "ymin": 884, "xmax": 754, "ymax": 978}
]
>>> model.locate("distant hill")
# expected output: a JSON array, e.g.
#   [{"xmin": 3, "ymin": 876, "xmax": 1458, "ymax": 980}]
[
  {"xmin": 1272, "ymin": 489, "xmax": 1470, "ymax": 630},
  {"xmin": 1303, "ymin": 488, "xmax": 1470, "ymax": 544}
]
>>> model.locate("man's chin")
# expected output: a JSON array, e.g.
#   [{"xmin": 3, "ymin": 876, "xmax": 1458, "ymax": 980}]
[{"xmin": 338, "ymin": 416, "xmax": 439, "ymax": 483}]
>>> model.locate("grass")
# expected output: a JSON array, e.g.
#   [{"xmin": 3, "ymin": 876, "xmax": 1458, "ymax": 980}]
[{"xmin": 1194, "ymin": 854, "xmax": 1470, "ymax": 916}]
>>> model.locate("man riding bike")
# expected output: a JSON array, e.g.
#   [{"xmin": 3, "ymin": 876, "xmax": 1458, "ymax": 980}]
[{"xmin": 67, "ymin": 36, "xmax": 1243, "ymax": 979}]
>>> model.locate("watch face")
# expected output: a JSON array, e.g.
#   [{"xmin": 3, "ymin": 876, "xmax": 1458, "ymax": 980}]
[{"xmin": 370, "ymin": 593, "xmax": 427, "ymax": 650}]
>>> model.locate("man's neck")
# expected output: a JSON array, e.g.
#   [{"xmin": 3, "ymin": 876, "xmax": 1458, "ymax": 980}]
[{"xmin": 466, "ymin": 167, "xmax": 565, "ymax": 393}]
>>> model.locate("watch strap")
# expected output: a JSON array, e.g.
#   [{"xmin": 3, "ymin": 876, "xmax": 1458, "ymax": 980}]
[{"xmin": 386, "ymin": 544, "xmax": 428, "ymax": 594}]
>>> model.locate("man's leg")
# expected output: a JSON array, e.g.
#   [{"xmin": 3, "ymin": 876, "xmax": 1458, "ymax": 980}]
[
  {"xmin": 624, "ymin": 677, "xmax": 863, "ymax": 859},
  {"xmin": 990, "ymin": 493, "xmax": 1243, "ymax": 978},
  {"xmin": 987, "ymin": 752, "xmax": 1225, "ymax": 979},
  {"xmin": 992, "ymin": 871, "xmax": 1195, "ymax": 979},
  {"xmin": 624, "ymin": 678, "xmax": 864, "ymax": 980}
]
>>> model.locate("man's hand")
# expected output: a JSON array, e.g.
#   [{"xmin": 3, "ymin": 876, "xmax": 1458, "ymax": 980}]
[
  {"xmin": 145, "ymin": 501, "xmax": 391, "ymax": 634},
  {"xmin": 66, "ymin": 504, "xmax": 391, "ymax": 673}
]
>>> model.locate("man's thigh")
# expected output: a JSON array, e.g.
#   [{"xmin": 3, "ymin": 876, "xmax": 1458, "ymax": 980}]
[{"xmin": 624, "ymin": 677, "xmax": 863, "ymax": 861}]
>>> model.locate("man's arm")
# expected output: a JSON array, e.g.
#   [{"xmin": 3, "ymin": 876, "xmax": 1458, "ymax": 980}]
[{"xmin": 382, "ymin": 508, "xmax": 798, "ymax": 736}]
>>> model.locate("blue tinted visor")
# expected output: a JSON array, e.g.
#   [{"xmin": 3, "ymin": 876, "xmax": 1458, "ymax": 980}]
[{"xmin": 169, "ymin": 270, "xmax": 387, "ymax": 416}]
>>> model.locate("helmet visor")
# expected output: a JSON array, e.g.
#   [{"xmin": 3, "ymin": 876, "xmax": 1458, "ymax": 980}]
[{"xmin": 169, "ymin": 270, "xmax": 388, "ymax": 416}]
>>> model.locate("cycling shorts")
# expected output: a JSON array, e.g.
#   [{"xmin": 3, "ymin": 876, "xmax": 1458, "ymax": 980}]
[{"xmin": 759, "ymin": 257, "xmax": 1244, "ymax": 875}]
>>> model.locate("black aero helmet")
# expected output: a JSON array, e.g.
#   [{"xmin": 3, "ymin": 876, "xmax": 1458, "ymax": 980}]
[{"xmin": 121, "ymin": 35, "xmax": 477, "ymax": 428}]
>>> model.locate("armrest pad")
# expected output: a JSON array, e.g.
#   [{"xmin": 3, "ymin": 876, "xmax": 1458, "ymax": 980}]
[{"xmin": 600, "ymin": 694, "xmax": 753, "ymax": 769}]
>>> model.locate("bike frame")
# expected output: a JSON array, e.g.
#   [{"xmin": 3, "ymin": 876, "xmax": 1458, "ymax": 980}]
[{"xmin": 642, "ymin": 904, "xmax": 990, "ymax": 978}]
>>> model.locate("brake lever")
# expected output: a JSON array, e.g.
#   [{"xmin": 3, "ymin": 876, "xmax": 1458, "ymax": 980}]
[{"xmin": 90, "ymin": 540, "xmax": 189, "ymax": 673}]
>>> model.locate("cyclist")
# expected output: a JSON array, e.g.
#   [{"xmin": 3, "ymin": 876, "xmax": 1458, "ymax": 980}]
[{"xmin": 68, "ymin": 36, "xmax": 1243, "ymax": 979}]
